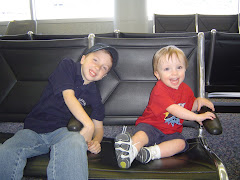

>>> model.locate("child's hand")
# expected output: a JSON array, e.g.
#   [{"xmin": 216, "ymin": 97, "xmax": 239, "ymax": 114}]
[
  {"xmin": 88, "ymin": 140, "xmax": 101, "ymax": 154},
  {"xmin": 195, "ymin": 97, "xmax": 215, "ymax": 112},
  {"xmin": 80, "ymin": 124, "xmax": 94, "ymax": 143},
  {"xmin": 196, "ymin": 112, "xmax": 216, "ymax": 125}
]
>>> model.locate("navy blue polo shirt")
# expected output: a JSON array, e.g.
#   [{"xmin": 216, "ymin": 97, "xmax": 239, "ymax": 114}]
[{"xmin": 24, "ymin": 58, "xmax": 105, "ymax": 133}]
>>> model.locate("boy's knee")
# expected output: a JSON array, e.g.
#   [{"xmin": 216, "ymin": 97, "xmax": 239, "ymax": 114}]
[
  {"xmin": 63, "ymin": 132, "xmax": 87, "ymax": 150},
  {"xmin": 70, "ymin": 132, "xmax": 85, "ymax": 142}
]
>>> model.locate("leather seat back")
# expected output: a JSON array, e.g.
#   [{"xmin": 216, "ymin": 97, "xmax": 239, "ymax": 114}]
[{"xmin": 0, "ymin": 38, "xmax": 88, "ymax": 123}]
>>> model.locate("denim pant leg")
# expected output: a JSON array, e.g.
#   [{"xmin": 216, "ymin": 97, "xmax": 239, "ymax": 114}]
[
  {"xmin": 0, "ymin": 129, "xmax": 49, "ymax": 180},
  {"xmin": 47, "ymin": 128, "xmax": 88, "ymax": 180}
]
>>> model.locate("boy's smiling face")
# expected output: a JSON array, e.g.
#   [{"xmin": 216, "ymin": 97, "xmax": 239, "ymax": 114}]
[
  {"xmin": 154, "ymin": 53, "xmax": 186, "ymax": 89},
  {"xmin": 80, "ymin": 50, "xmax": 113, "ymax": 85}
]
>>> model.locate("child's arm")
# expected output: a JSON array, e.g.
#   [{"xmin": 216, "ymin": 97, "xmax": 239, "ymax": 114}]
[
  {"xmin": 62, "ymin": 89, "xmax": 94, "ymax": 143},
  {"xmin": 88, "ymin": 119, "xmax": 104, "ymax": 154},
  {"xmin": 167, "ymin": 101, "xmax": 216, "ymax": 125}
]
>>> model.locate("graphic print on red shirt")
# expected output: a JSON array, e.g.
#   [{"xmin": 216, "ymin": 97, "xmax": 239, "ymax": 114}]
[{"xmin": 164, "ymin": 103, "xmax": 185, "ymax": 127}]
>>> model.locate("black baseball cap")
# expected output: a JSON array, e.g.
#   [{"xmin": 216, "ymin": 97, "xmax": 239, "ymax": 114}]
[{"xmin": 83, "ymin": 43, "xmax": 118, "ymax": 69}]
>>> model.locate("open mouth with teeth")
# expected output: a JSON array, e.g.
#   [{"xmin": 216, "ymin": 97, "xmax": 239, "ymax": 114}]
[
  {"xmin": 89, "ymin": 69, "xmax": 97, "ymax": 77},
  {"xmin": 170, "ymin": 78, "xmax": 179, "ymax": 85}
]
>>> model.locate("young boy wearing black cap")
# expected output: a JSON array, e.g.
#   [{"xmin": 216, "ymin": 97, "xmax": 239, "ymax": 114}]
[{"xmin": 0, "ymin": 43, "xmax": 118, "ymax": 180}]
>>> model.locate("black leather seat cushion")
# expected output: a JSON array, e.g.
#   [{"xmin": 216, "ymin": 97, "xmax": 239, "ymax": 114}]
[{"xmin": 6, "ymin": 137, "xmax": 217, "ymax": 179}]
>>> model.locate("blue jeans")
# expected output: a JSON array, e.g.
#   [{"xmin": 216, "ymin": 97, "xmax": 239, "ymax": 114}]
[{"xmin": 0, "ymin": 127, "xmax": 88, "ymax": 180}]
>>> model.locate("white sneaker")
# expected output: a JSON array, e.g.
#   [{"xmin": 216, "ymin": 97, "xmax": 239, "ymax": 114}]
[
  {"xmin": 136, "ymin": 145, "xmax": 160, "ymax": 164},
  {"xmin": 114, "ymin": 133, "xmax": 135, "ymax": 168}
]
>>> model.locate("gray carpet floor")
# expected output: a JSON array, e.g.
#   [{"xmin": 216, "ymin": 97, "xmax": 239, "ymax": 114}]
[{"xmin": 204, "ymin": 113, "xmax": 240, "ymax": 180}]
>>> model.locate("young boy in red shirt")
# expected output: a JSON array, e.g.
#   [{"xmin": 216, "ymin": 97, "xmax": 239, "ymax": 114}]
[{"xmin": 115, "ymin": 45, "xmax": 215, "ymax": 169}]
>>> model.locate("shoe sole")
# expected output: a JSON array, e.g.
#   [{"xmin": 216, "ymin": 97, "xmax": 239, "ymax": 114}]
[
  {"xmin": 136, "ymin": 147, "xmax": 151, "ymax": 164},
  {"xmin": 114, "ymin": 133, "xmax": 132, "ymax": 168}
]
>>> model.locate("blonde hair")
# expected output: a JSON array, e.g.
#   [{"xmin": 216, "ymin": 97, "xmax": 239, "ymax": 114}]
[{"xmin": 153, "ymin": 45, "xmax": 188, "ymax": 72}]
